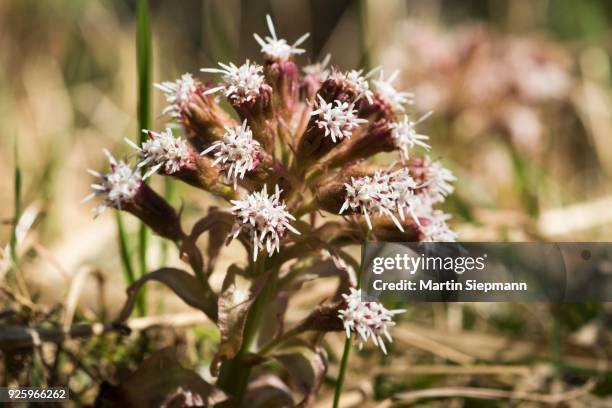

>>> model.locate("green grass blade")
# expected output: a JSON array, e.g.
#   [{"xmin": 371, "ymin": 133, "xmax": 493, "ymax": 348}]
[
  {"xmin": 136, "ymin": 0, "xmax": 152, "ymax": 315},
  {"xmin": 115, "ymin": 212, "xmax": 145, "ymax": 315},
  {"xmin": 10, "ymin": 138, "xmax": 22, "ymax": 269},
  {"xmin": 137, "ymin": 0, "xmax": 151, "ymax": 139}
]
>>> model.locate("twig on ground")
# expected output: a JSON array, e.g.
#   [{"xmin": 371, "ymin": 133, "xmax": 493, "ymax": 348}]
[
  {"xmin": 372, "ymin": 364, "xmax": 531, "ymax": 376},
  {"xmin": 393, "ymin": 380, "xmax": 596, "ymax": 405},
  {"xmin": 0, "ymin": 312, "xmax": 210, "ymax": 350}
]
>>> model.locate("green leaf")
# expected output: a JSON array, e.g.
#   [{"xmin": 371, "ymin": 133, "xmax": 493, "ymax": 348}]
[{"xmin": 114, "ymin": 268, "xmax": 218, "ymax": 324}]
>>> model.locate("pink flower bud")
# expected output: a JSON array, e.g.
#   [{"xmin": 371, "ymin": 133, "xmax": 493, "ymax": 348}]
[
  {"xmin": 301, "ymin": 54, "xmax": 331, "ymax": 100},
  {"xmin": 296, "ymin": 96, "xmax": 367, "ymax": 164},
  {"xmin": 265, "ymin": 59, "xmax": 300, "ymax": 120},
  {"xmin": 322, "ymin": 119, "xmax": 394, "ymax": 169},
  {"xmin": 201, "ymin": 61, "xmax": 276, "ymax": 149},
  {"xmin": 85, "ymin": 150, "xmax": 185, "ymax": 242},
  {"xmin": 155, "ymin": 75, "xmax": 235, "ymax": 149}
]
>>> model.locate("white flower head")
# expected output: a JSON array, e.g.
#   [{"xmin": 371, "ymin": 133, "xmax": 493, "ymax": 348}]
[
  {"xmin": 230, "ymin": 185, "xmax": 300, "ymax": 261},
  {"xmin": 420, "ymin": 211, "xmax": 457, "ymax": 242},
  {"xmin": 303, "ymin": 54, "xmax": 332, "ymax": 82},
  {"xmin": 422, "ymin": 157, "xmax": 455, "ymax": 203},
  {"xmin": 126, "ymin": 129, "xmax": 192, "ymax": 179},
  {"xmin": 388, "ymin": 168, "xmax": 421, "ymax": 224},
  {"xmin": 390, "ymin": 112, "xmax": 432, "ymax": 162},
  {"xmin": 338, "ymin": 288, "xmax": 405, "ymax": 354},
  {"xmin": 339, "ymin": 167, "xmax": 431, "ymax": 231},
  {"xmin": 339, "ymin": 170, "xmax": 404, "ymax": 231},
  {"xmin": 372, "ymin": 70, "xmax": 414, "ymax": 112},
  {"xmin": 311, "ymin": 95, "xmax": 367, "ymax": 143},
  {"xmin": 84, "ymin": 150, "xmax": 142, "ymax": 216},
  {"xmin": 201, "ymin": 61, "xmax": 265, "ymax": 104},
  {"xmin": 154, "ymin": 73, "xmax": 198, "ymax": 117},
  {"xmin": 202, "ymin": 120, "xmax": 261, "ymax": 188},
  {"xmin": 402, "ymin": 192, "xmax": 436, "ymax": 225},
  {"xmin": 254, "ymin": 14, "xmax": 310, "ymax": 60},
  {"xmin": 330, "ymin": 67, "xmax": 377, "ymax": 103}
]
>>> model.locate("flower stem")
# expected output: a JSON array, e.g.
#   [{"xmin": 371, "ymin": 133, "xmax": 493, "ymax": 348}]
[
  {"xmin": 304, "ymin": 166, "xmax": 323, "ymax": 186},
  {"xmin": 294, "ymin": 198, "xmax": 317, "ymax": 218},
  {"xmin": 333, "ymin": 336, "xmax": 352, "ymax": 408},
  {"xmin": 549, "ymin": 305, "xmax": 563, "ymax": 376},
  {"xmin": 332, "ymin": 230, "xmax": 368, "ymax": 408},
  {"xmin": 258, "ymin": 324, "xmax": 305, "ymax": 355}
]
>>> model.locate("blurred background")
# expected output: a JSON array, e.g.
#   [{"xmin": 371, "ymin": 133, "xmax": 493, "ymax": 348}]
[{"xmin": 1, "ymin": 0, "xmax": 612, "ymax": 405}]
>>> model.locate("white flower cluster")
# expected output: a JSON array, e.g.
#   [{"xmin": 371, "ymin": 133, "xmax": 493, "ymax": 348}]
[
  {"xmin": 202, "ymin": 120, "xmax": 261, "ymax": 188},
  {"xmin": 303, "ymin": 54, "xmax": 331, "ymax": 82},
  {"xmin": 154, "ymin": 73, "xmax": 198, "ymax": 117},
  {"xmin": 330, "ymin": 69, "xmax": 375, "ymax": 102},
  {"xmin": 254, "ymin": 15, "xmax": 310, "ymax": 60},
  {"xmin": 420, "ymin": 210, "xmax": 458, "ymax": 242},
  {"xmin": 84, "ymin": 150, "xmax": 142, "ymax": 216},
  {"xmin": 230, "ymin": 185, "xmax": 300, "ymax": 261},
  {"xmin": 339, "ymin": 163, "xmax": 457, "ymax": 240},
  {"xmin": 311, "ymin": 95, "xmax": 367, "ymax": 143},
  {"xmin": 422, "ymin": 157, "xmax": 456, "ymax": 203},
  {"xmin": 339, "ymin": 168, "xmax": 420, "ymax": 231},
  {"xmin": 202, "ymin": 61, "xmax": 265, "ymax": 104},
  {"xmin": 372, "ymin": 70, "xmax": 414, "ymax": 112},
  {"xmin": 127, "ymin": 128, "xmax": 192, "ymax": 179},
  {"xmin": 389, "ymin": 168, "xmax": 422, "ymax": 224},
  {"xmin": 338, "ymin": 288, "xmax": 405, "ymax": 354},
  {"xmin": 390, "ymin": 112, "xmax": 432, "ymax": 162}
]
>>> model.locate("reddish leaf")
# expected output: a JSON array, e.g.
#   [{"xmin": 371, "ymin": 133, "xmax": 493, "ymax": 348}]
[
  {"xmin": 255, "ymin": 292, "xmax": 289, "ymax": 349},
  {"xmin": 94, "ymin": 348, "xmax": 225, "ymax": 407},
  {"xmin": 205, "ymin": 217, "xmax": 233, "ymax": 276},
  {"xmin": 180, "ymin": 209, "xmax": 234, "ymax": 275},
  {"xmin": 243, "ymin": 375, "xmax": 295, "ymax": 408},
  {"xmin": 210, "ymin": 265, "xmax": 266, "ymax": 376},
  {"xmin": 114, "ymin": 268, "xmax": 217, "ymax": 323},
  {"xmin": 282, "ymin": 249, "xmax": 357, "ymax": 301},
  {"xmin": 272, "ymin": 342, "xmax": 328, "ymax": 406}
]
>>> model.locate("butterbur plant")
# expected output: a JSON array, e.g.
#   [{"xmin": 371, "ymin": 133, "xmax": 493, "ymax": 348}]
[{"xmin": 87, "ymin": 15, "xmax": 457, "ymax": 406}]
